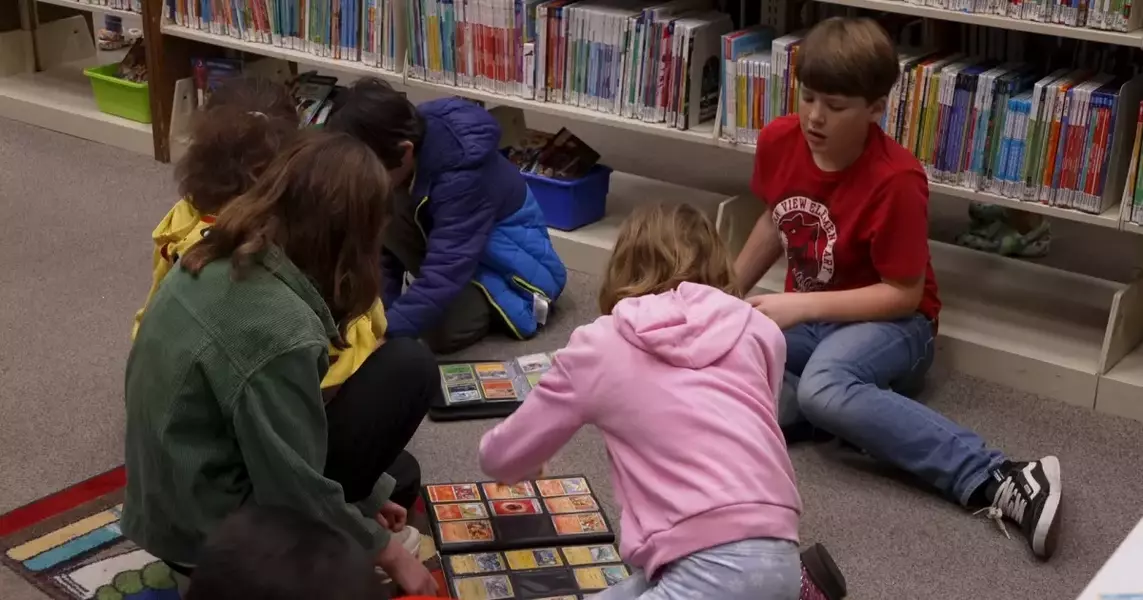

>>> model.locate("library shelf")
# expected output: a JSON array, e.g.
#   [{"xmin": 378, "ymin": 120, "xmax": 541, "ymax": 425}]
[
  {"xmin": 1099, "ymin": 346, "xmax": 1143, "ymax": 422},
  {"xmin": 159, "ymin": 24, "xmax": 722, "ymax": 147},
  {"xmin": 555, "ymin": 171, "xmax": 1124, "ymax": 408},
  {"xmin": 809, "ymin": 0, "xmax": 1143, "ymax": 47},
  {"xmin": 1123, "ymin": 220, "xmax": 1143, "ymax": 235},
  {"xmin": 0, "ymin": 47, "xmax": 153, "ymax": 156},
  {"xmin": 36, "ymin": 0, "xmax": 140, "ymax": 18}
]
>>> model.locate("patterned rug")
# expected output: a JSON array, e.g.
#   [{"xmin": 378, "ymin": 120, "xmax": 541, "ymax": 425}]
[{"xmin": 0, "ymin": 468, "xmax": 447, "ymax": 599}]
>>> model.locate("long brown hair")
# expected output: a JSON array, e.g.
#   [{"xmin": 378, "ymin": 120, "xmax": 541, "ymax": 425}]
[
  {"xmin": 599, "ymin": 203, "xmax": 737, "ymax": 315},
  {"xmin": 180, "ymin": 130, "xmax": 392, "ymax": 342},
  {"xmin": 176, "ymin": 76, "xmax": 300, "ymax": 215}
]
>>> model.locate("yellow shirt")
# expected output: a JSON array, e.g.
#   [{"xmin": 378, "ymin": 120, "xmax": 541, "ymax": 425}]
[{"xmin": 133, "ymin": 199, "xmax": 387, "ymax": 389}]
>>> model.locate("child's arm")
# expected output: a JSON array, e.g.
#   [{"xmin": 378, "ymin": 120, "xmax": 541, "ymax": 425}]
[
  {"xmin": 478, "ymin": 328, "xmax": 599, "ymax": 483},
  {"xmin": 734, "ymin": 206, "xmax": 783, "ymax": 294},
  {"xmin": 384, "ymin": 173, "xmax": 497, "ymax": 338}
]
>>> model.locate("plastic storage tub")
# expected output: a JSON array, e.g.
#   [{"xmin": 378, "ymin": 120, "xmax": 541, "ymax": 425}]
[
  {"xmin": 83, "ymin": 63, "xmax": 152, "ymax": 124},
  {"xmin": 523, "ymin": 165, "xmax": 613, "ymax": 231}
]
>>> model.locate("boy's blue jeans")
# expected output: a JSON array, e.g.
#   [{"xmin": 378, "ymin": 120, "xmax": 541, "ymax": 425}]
[{"xmin": 780, "ymin": 314, "xmax": 1006, "ymax": 506}]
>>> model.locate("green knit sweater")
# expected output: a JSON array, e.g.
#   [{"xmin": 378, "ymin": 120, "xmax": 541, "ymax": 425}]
[{"xmin": 122, "ymin": 247, "xmax": 392, "ymax": 565}]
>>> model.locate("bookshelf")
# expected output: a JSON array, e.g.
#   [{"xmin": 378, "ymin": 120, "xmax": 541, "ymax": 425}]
[
  {"xmin": 0, "ymin": 1, "xmax": 153, "ymax": 155},
  {"xmin": 35, "ymin": 0, "xmax": 141, "ymax": 19},
  {"xmin": 808, "ymin": 0, "xmax": 1143, "ymax": 47},
  {"xmin": 116, "ymin": 0, "xmax": 1143, "ymax": 421}
]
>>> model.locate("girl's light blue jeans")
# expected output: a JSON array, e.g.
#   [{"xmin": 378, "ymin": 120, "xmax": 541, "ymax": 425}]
[
  {"xmin": 591, "ymin": 538, "xmax": 800, "ymax": 600},
  {"xmin": 780, "ymin": 314, "xmax": 1007, "ymax": 506}
]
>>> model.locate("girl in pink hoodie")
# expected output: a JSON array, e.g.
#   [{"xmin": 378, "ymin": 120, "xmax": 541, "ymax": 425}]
[{"xmin": 479, "ymin": 204, "xmax": 844, "ymax": 600}]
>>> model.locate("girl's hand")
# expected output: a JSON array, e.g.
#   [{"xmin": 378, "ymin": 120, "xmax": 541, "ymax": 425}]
[
  {"xmin": 376, "ymin": 501, "xmax": 408, "ymax": 532},
  {"xmin": 377, "ymin": 539, "xmax": 438, "ymax": 596}
]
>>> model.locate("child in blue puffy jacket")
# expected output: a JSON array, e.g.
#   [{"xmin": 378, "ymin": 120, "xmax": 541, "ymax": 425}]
[{"xmin": 328, "ymin": 79, "xmax": 567, "ymax": 353}]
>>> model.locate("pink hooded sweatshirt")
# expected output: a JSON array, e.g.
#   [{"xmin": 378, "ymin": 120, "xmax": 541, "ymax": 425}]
[{"xmin": 478, "ymin": 282, "xmax": 801, "ymax": 576}]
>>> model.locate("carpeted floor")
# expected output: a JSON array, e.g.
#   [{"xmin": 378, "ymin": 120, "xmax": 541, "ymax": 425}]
[{"xmin": 2, "ymin": 116, "xmax": 1143, "ymax": 600}]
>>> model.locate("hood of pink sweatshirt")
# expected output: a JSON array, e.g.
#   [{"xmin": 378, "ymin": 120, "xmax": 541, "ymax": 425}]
[
  {"xmin": 612, "ymin": 281, "xmax": 754, "ymax": 369},
  {"xmin": 478, "ymin": 283, "xmax": 801, "ymax": 576}
]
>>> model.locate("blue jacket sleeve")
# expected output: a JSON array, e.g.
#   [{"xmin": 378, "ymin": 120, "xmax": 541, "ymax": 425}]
[{"xmin": 385, "ymin": 168, "xmax": 496, "ymax": 338}]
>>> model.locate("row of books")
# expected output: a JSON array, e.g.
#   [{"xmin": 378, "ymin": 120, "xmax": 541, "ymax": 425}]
[
  {"xmin": 165, "ymin": 0, "xmax": 745, "ymax": 131},
  {"xmin": 405, "ymin": 0, "xmax": 735, "ymax": 130},
  {"xmin": 721, "ymin": 29, "xmax": 1141, "ymax": 215},
  {"xmin": 165, "ymin": 0, "xmax": 404, "ymax": 69},
  {"xmin": 902, "ymin": 0, "xmax": 1141, "ymax": 32}
]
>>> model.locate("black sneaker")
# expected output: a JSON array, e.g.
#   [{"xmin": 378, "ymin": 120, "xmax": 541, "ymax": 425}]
[
  {"xmin": 977, "ymin": 456, "xmax": 1062, "ymax": 559},
  {"xmin": 800, "ymin": 543, "xmax": 847, "ymax": 600}
]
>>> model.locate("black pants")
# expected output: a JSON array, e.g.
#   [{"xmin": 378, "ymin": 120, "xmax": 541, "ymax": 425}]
[
  {"xmin": 324, "ymin": 337, "xmax": 442, "ymax": 510},
  {"xmin": 385, "ymin": 189, "xmax": 492, "ymax": 355}
]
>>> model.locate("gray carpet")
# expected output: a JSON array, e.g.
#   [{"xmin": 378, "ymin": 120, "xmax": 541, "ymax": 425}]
[{"xmin": 2, "ymin": 116, "xmax": 1143, "ymax": 600}]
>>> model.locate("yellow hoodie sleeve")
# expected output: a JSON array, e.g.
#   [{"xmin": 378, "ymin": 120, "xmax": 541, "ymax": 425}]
[
  {"xmin": 132, "ymin": 200, "xmax": 209, "ymax": 340},
  {"xmin": 321, "ymin": 300, "xmax": 388, "ymax": 390}
]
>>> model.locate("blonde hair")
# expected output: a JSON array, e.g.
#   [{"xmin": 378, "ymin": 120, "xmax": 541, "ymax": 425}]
[
  {"xmin": 599, "ymin": 203, "xmax": 737, "ymax": 315},
  {"xmin": 796, "ymin": 17, "xmax": 899, "ymax": 102}
]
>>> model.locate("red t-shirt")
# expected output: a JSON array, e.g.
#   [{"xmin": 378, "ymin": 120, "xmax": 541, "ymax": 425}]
[{"xmin": 750, "ymin": 115, "xmax": 941, "ymax": 322}]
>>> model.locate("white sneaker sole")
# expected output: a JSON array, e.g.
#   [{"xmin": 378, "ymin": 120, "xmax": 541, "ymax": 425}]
[{"xmin": 1032, "ymin": 456, "xmax": 1062, "ymax": 559}]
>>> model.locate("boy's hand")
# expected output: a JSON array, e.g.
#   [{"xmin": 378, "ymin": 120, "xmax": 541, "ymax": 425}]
[
  {"xmin": 376, "ymin": 501, "xmax": 408, "ymax": 532},
  {"xmin": 747, "ymin": 293, "xmax": 807, "ymax": 330}
]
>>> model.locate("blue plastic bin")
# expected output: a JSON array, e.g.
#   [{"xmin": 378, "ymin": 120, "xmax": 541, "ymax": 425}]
[{"xmin": 523, "ymin": 165, "xmax": 613, "ymax": 231}]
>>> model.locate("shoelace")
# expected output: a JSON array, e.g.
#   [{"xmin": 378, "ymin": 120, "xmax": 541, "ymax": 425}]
[{"xmin": 973, "ymin": 478, "xmax": 1027, "ymax": 540}]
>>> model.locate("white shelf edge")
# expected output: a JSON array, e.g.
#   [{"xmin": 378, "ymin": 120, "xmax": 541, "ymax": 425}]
[
  {"xmin": 1123, "ymin": 220, "xmax": 1143, "ymax": 235},
  {"xmin": 36, "ymin": 0, "xmax": 140, "ymax": 18},
  {"xmin": 811, "ymin": 0, "xmax": 1143, "ymax": 48},
  {"xmin": 160, "ymin": 24, "xmax": 730, "ymax": 147}
]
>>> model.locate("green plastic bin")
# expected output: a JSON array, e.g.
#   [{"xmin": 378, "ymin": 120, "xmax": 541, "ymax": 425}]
[{"xmin": 83, "ymin": 63, "xmax": 151, "ymax": 124}]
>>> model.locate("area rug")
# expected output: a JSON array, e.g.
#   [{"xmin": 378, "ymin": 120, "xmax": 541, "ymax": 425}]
[{"xmin": 0, "ymin": 467, "xmax": 447, "ymax": 599}]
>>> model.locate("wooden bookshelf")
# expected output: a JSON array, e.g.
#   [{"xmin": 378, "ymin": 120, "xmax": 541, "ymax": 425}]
[{"xmin": 36, "ymin": 0, "xmax": 140, "ymax": 18}]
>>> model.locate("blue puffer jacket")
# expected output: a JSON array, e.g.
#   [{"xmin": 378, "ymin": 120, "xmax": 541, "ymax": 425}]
[{"xmin": 382, "ymin": 98, "xmax": 567, "ymax": 340}]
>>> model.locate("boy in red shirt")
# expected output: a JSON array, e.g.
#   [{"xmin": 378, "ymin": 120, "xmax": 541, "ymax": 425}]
[{"xmin": 736, "ymin": 17, "xmax": 1063, "ymax": 560}]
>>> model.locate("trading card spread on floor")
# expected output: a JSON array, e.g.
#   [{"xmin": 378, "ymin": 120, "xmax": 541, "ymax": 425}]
[
  {"xmin": 481, "ymin": 379, "xmax": 518, "ymax": 401},
  {"xmin": 446, "ymin": 382, "xmax": 483, "ymax": 404},
  {"xmin": 515, "ymin": 353, "xmax": 553, "ymax": 374},
  {"xmin": 440, "ymin": 519, "xmax": 495, "ymax": 544},
  {"xmin": 453, "ymin": 574, "xmax": 515, "ymax": 600},
  {"xmin": 536, "ymin": 477, "xmax": 591, "ymax": 497},
  {"xmin": 449, "ymin": 552, "xmax": 508, "ymax": 575},
  {"xmin": 573, "ymin": 565, "xmax": 630, "ymax": 590},
  {"xmin": 543, "ymin": 494, "xmax": 599, "ymax": 514},
  {"xmin": 474, "ymin": 362, "xmax": 511, "ymax": 380},
  {"xmin": 482, "ymin": 481, "xmax": 536, "ymax": 499},
  {"xmin": 428, "ymin": 483, "xmax": 481, "ymax": 502},
  {"xmin": 526, "ymin": 372, "xmax": 544, "ymax": 387},
  {"xmin": 434, "ymin": 502, "xmax": 490, "ymax": 521},
  {"xmin": 552, "ymin": 513, "xmax": 609, "ymax": 535},
  {"xmin": 504, "ymin": 547, "xmax": 563, "ymax": 570},
  {"xmin": 531, "ymin": 597, "xmax": 578, "ymax": 600},
  {"xmin": 441, "ymin": 364, "xmax": 477, "ymax": 384},
  {"xmin": 490, "ymin": 497, "xmax": 543, "ymax": 516},
  {"xmin": 561, "ymin": 544, "xmax": 621, "ymax": 565}
]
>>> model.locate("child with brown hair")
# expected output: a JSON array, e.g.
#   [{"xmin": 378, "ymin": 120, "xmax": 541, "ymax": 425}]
[
  {"xmin": 478, "ymin": 204, "xmax": 846, "ymax": 600},
  {"xmin": 125, "ymin": 130, "xmax": 439, "ymax": 597},
  {"xmin": 737, "ymin": 16, "xmax": 1062, "ymax": 559},
  {"xmin": 133, "ymin": 76, "xmax": 389, "ymax": 399}
]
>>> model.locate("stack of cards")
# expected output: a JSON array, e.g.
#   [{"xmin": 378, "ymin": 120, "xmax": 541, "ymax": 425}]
[
  {"xmin": 422, "ymin": 476, "xmax": 614, "ymax": 554},
  {"xmin": 444, "ymin": 544, "xmax": 631, "ymax": 599},
  {"xmin": 429, "ymin": 353, "xmax": 557, "ymax": 421}
]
